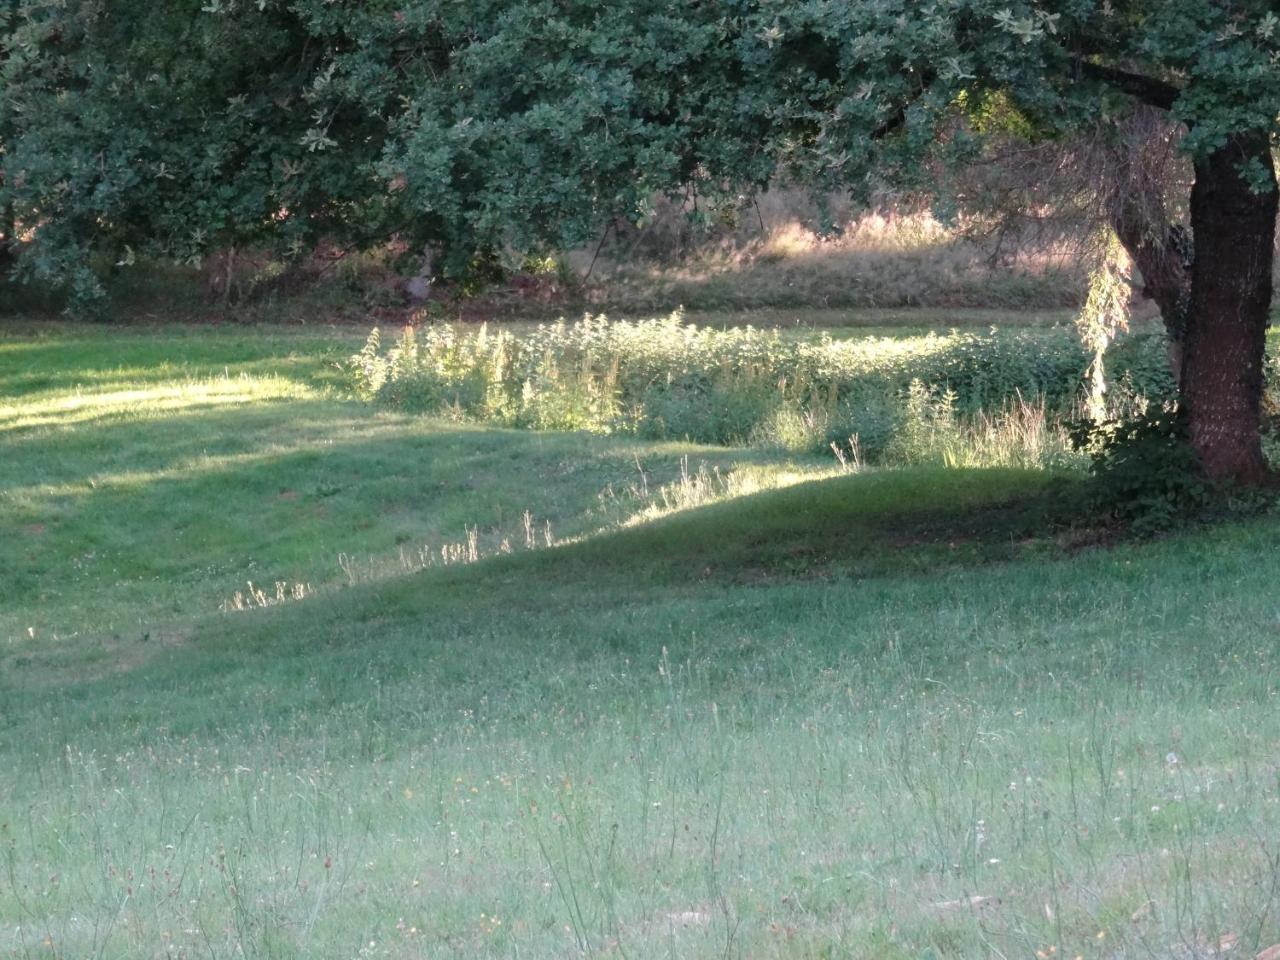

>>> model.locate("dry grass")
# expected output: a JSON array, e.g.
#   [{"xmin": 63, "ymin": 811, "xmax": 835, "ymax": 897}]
[{"xmin": 572, "ymin": 191, "xmax": 1087, "ymax": 314}]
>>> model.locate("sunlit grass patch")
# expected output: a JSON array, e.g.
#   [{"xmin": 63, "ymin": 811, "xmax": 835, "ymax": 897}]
[
  {"xmin": 598, "ymin": 456, "xmax": 845, "ymax": 526},
  {"xmin": 0, "ymin": 374, "xmax": 318, "ymax": 432}
]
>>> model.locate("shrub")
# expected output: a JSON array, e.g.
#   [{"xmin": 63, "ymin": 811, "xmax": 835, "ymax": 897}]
[
  {"xmin": 1069, "ymin": 406, "xmax": 1208, "ymax": 534},
  {"xmin": 750, "ymin": 403, "xmax": 833, "ymax": 453},
  {"xmin": 882, "ymin": 380, "xmax": 963, "ymax": 466}
]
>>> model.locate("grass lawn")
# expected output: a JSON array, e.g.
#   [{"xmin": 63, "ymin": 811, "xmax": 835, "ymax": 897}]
[{"xmin": 3, "ymin": 319, "xmax": 1280, "ymax": 960}]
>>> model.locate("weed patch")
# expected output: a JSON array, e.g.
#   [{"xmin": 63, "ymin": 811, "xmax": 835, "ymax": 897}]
[{"xmin": 349, "ymin": 313, "xmax": 1186, "ymax": 468}]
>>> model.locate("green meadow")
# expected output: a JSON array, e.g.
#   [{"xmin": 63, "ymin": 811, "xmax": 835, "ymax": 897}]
[{"xmin": 3, "ymin": 318, "xmax": 1280, "ymax": 960}]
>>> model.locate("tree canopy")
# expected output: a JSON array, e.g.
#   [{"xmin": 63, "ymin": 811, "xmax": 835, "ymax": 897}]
[{"xmin": 6, "ymin": 2, "xmax": 1279, "ymax": 284}]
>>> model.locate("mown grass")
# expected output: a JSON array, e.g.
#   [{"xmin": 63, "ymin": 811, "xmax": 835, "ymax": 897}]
[
  {"xmin": 3, "ymin": 319, "xmax": 1280, "ymax": 960},
  {"xmin": 2, "ymin": 324, "xmax": 821, "ymax": 663}
]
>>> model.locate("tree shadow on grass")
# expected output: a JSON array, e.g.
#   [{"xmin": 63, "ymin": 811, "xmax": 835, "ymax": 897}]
[
  {"xmin": 460, "ymin": 465, "xmax": 1092, "ymax": 593},
  {"xmin": 245, "ymin": 463, "xmax": 1105, "ymax": 678}
]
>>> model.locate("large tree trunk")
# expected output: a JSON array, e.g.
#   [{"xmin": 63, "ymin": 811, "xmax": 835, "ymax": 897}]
[{"xmin": 1180, "ymin": 131, "xmax": 1277, "ymax": 485}]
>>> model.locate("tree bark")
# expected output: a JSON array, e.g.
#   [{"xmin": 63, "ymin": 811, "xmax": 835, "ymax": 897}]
[{"xmin": 1180, "ymin": 131, "xmax": 1277, "ymax": 485}]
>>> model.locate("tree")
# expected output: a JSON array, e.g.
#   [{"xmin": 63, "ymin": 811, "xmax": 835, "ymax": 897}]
[
  {"xmin": 0, "ymin": 0, "xmax": 413, "ymax": 305},
  {"xmin": 749, "ymin": 2, "xmax": 1277, "ymax": 486},
  {"xmin": 408, "ymin": 1, "xmax": 1280, "ymax": 484},
  {"xmin": 321, "ymin": 0, "xmax": 1277, "ymax": 483},
  {"xmin": 6, "ymin": 1, "xmax": 1280, "ymax": 484}
]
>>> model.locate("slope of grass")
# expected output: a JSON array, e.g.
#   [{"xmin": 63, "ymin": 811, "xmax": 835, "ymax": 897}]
[
  {"xmin": 3, "ymin": 320, "xmax": 1280, "ymax": 960},
  {"xmin": 2, "ymin": 323, "xmax": 826, "ymax": 665}
]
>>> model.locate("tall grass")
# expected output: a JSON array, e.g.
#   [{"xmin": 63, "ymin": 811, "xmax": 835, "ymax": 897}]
[
  {"xmin": 348, "ymin": 314, "xmax": 1185, "ymax": 468},
  {"xmin": 881, "ymin": 383, "xmax": 1081, "ymax": 470}
]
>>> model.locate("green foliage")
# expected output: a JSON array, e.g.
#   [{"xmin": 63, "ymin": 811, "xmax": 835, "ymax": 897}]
[
  {"xmin": 1104, "ymin": 332, "xmax": 1180, "ymax": 413},
  {"xmin": 349, "ymin": 314, "xmax": 1187, "ymax": 466},
  {"xmin": 884, "ymin": 380, "xmax": 963, "ymax": 467},
  {"xmin": 749, "ymin": 402, "xmax": 832, "ymax": 454},
  {"xmin": 1070, "ymin": 406, "xmax": 1208, "ymax": 534},
  {"xmin": 0, "ymin": 0, "xmax": 411, "ymax": 311},
  {"xmin": 1076, "ymin": 232, "xmax": 1133, "ymax": 420},
  {"xmin": 10, "ymin": 0, "xmax": 1280, "ymax": 315}
]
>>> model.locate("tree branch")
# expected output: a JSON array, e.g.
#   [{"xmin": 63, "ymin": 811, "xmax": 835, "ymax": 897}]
[
  {"xmin": 1073, "ymin": 59, "xmax": 1182, "ymax": 111},
  {"xmin": 871, "ymin": 103, "xmax": 911, "ymax": 140}
]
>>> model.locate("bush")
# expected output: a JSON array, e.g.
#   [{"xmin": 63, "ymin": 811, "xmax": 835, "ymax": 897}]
[{"xmin": 1069, "ymin": 406, "xmax": 1208, "ymax": 534}]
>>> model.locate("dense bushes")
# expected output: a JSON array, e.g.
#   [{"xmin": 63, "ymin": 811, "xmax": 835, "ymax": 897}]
[
  {"xmin": 348, "ymin": 314, "xmax": 1193, "ymax": 465},
  {"xmin": 1069, "ymin": 407, "xmax": 1208, "ymax": 534}
]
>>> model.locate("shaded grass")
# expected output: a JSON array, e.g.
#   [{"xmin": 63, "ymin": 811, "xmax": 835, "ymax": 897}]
[{"xmin": 497, "ymin": 468, "xmax": 1082, "ymax": 588}]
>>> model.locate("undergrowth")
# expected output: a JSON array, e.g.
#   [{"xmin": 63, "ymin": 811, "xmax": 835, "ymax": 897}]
[{"xmin": 348, "ymin": 313, "xmax": 1194, "ymax": 469}]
